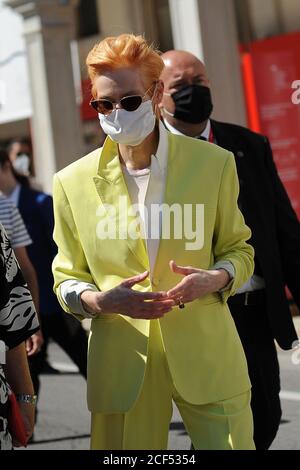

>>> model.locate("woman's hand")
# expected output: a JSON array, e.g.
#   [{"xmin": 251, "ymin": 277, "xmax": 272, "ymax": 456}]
[
  {"xmin": 26, "ymin": 330, "xmax": 44, "ymax": 357},
  {"xmin": 12, "ymin": 402, "xmax": 35, "ymax": 447},
  {"xmin": 167, "ymin": 260, "xmax": 230, "ymax": 305},
  {"xmin": 81, "ymin": 271, "xmax": 175, "ymax": 319}
]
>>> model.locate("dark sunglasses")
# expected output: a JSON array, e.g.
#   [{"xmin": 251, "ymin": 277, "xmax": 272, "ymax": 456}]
[{"xmin": 90, "ymin": 84, "xmax": 155, "ymax": 115}]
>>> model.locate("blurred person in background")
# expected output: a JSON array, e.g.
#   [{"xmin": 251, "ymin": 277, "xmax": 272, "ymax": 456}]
[
  {"xmin": 0, "ymin": 148, "xmax": 87, "ymax": 403},
  {"xmin": 0, "ymin": 222, "xmax": 40, "ymax": 449},
  {"xmin": 8, "ymin": 137, "xmax": 33, "ymax": 178},
  {"xmin": 0, "ymin": 179, "xmax": 42, "ymax": 358},
  {"xmin": 160, "ymin": 49, "xmax": 300, "ymax": 450}
]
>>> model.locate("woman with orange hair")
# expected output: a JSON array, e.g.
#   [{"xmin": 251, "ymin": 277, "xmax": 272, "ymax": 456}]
[{"xmin": 52, "ymin": 34, "xmax": 255, "ymax": 450}]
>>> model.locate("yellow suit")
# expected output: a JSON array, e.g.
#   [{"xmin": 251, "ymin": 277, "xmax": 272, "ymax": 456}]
[{"xmin": 53, "ymin": 130, "xmax": 254, "ymax": 422}]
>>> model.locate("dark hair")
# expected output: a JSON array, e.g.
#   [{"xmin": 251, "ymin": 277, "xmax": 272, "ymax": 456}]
[
  {"xmin": 7, "ymin": 137, "xmax": 32, "ymax": 151},
  {"xmin": 0, "ymin": 148, "xmax": 30, "ymax": 187}
]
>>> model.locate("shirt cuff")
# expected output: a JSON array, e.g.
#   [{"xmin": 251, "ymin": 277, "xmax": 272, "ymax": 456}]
[
  {"xmin": 59, "ymin": 280, "xmax": 99, "ymax": 318},
  {"xmin": 12, "ymin": 239, "xmax": 32, "ymax": 249},
  {"xmin": 210, "ymin": 261, "xmax": 235, "ymax": 298}
]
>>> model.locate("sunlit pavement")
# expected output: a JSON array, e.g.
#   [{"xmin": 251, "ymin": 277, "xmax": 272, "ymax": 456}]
[{"xmin": 22, "ymin": 318, "xmax": 300, "ymax": 450}]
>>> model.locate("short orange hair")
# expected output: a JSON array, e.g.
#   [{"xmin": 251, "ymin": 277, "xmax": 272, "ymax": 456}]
[{"xmin": 86, "ymin": 34, "xmax": 164, "ymax": 98}]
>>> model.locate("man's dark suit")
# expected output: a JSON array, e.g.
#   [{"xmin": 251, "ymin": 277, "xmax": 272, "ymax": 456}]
[
  {"xmin": 211, "ymin": 119, "xmax": 300, "ymax": 449},
  {"xmin": 17, "ymin": 185, "xmax": 88, "ymax": 394}
]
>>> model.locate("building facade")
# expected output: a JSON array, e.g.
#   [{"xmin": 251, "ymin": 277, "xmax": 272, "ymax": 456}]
[{"xmin": 1, "ymin": 0, "xmax": 300, "ymax": 192}]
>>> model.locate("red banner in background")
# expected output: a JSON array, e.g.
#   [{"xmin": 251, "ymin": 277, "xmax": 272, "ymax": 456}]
[
  {"xmin": 242, "ymin": 32, "xmax": 300, "ymax": 219},
  {"xmin": 241, "ymin": 51, "xmax": 261, "ymax": 133}
]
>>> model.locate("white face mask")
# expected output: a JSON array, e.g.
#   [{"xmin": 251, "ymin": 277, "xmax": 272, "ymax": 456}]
[
  {"xmin": 98, "ymin": 100, "xmax": 156, "ymax": 146},
  {"xmin": 13, "ymin": 154, "xmax": 30, "ymax": 176}
]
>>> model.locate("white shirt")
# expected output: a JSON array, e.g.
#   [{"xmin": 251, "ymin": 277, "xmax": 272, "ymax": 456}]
[
  {"xmin": 164, "ymin": 118, "xmax": 211, "ymax": 141},
  {"xmin": 122, "ymin": 122, "xmax": 168, "ymax": 275}
]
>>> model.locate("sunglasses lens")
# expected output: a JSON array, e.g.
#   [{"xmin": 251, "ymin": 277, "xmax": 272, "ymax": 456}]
[
  {"xmin": 91, "ymin": 100, "xmax": 113, "ymax": 114},
  {"xmin": 121, "ymin": 96, "xmax": 143, "ymax": 112}
]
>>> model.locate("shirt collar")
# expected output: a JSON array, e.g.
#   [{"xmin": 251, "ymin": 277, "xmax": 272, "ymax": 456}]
[
  {"xmin": 200, "ymin": 120, "xmax": 211, "ymax": 141},
  {"xmin": 163, "ymin": 118, "xmax": 211, "ymax": 141}
]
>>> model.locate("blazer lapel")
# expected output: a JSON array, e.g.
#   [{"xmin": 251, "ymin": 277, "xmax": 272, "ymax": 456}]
[
  {"xmin": 93, "ymin": 137, "xmax": 149, "ymax": 271},
  {"xmin": 151, "ymin": 132, "xmax": 177, "ymax": 278}
]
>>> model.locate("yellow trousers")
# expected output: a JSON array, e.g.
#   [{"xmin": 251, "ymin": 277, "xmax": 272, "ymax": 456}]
[{"xmin": 91, "ymin": 320, "xmax": 255, "ymax": 450}]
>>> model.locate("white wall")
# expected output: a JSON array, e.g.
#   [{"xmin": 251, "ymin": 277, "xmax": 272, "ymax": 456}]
[{"xmin": 0, "ymin": 0, "xmax": 32, "ymax": 124}]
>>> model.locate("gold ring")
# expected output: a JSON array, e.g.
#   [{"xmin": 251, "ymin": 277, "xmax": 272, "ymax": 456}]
[{"xmin": 178, "ymin": 297, "xmax": 185, "ymax": 309}]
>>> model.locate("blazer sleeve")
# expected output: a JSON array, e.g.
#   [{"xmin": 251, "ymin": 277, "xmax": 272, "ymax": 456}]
[
  {"xmin": 213, "ymin": 152, "xmax": 255, "ymax": 302},
  {"xmin": 52, "ymin": 173, "xmax": 95, "ymax": 318},
  {"xmin": 263, "ymin": 137, "xmax": 300, "ymax": 308}
]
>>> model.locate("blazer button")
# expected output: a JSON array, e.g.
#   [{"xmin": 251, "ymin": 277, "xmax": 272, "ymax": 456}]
[{"xmin": 152, "ymin": 277, "xmax": 160, "ymax": 287}]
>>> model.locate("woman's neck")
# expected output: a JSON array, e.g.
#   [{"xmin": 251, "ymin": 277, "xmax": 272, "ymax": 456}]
[
  {"xmin": 118, "ymin": 125, "xmax": 159, "ymax": 170},
  {"xmin": 2, "ymin": 173, "xmax": 18, "ymax": 196}
]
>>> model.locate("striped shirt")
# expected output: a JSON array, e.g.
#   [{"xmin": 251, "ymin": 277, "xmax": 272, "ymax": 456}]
[{"xmin": 0, "ymin": 195, "xmax": 32, "ymax": 248}]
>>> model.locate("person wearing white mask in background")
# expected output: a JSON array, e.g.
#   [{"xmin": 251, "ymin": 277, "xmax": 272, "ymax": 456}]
[{"xmin": 7, "ymin": 138, "xmax": 32, "ymax": 178}]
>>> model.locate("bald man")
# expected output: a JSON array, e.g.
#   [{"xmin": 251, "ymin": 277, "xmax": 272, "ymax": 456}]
[{"xmin": 160, "ymin": 50, "xmax": 300, "ymax": 450}]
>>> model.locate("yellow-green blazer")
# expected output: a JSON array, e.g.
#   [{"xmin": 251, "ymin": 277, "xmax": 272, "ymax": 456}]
[{"xmin": 52, "ymin": 130, "xmax": 254, "ymax": 413}]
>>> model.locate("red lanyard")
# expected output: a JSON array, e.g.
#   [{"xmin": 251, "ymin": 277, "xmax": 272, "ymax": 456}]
[
  {"xmin": 200, "ymin": 125, "xmax": 214, "ymax": 143},
  {"xmin": 208, "ymin": 126, "xmax": 214, "ymax": 143}
]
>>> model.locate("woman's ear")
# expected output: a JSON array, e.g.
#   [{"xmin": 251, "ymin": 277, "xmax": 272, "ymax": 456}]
[{"xmin": 153, "ymin": 80, "xmax": 164, "ymax": 105}]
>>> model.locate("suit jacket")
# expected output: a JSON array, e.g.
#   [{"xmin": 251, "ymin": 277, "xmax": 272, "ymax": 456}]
[
  {"xmin": 52, "ymin": 129, "xmax": 254, "ymax": 413},
  {"xmin": 211, "ymin": 119, "xmax": 300, "ymax": 349},
  {"xmin": 18, "ymin": 185, "xmax": 61, "ymax": 315}
]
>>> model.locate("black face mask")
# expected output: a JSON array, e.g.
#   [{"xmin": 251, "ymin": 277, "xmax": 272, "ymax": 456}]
[{"xmin": 170, "ymin": 84, "xmax": 213, "ymax": 124}]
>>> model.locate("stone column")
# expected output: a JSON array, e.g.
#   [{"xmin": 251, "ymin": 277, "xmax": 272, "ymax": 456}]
[
  {"xmin": 168, "ymin": 0, "xmax": 247, "ymax": 126},
  {"xmin": 6, "ymin": 0, "xmax": 84, "ymax": 193},
  {"xmin": 168, "ymin": 0, "xmax": 204, "ymax": 60},
  {"xmin": 246, "ymin": 0, "xmax": 284, "ymax": 39},
  {"xmin": 96, "ymin": 0, "xmax": 159, "ymax": 43}
]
